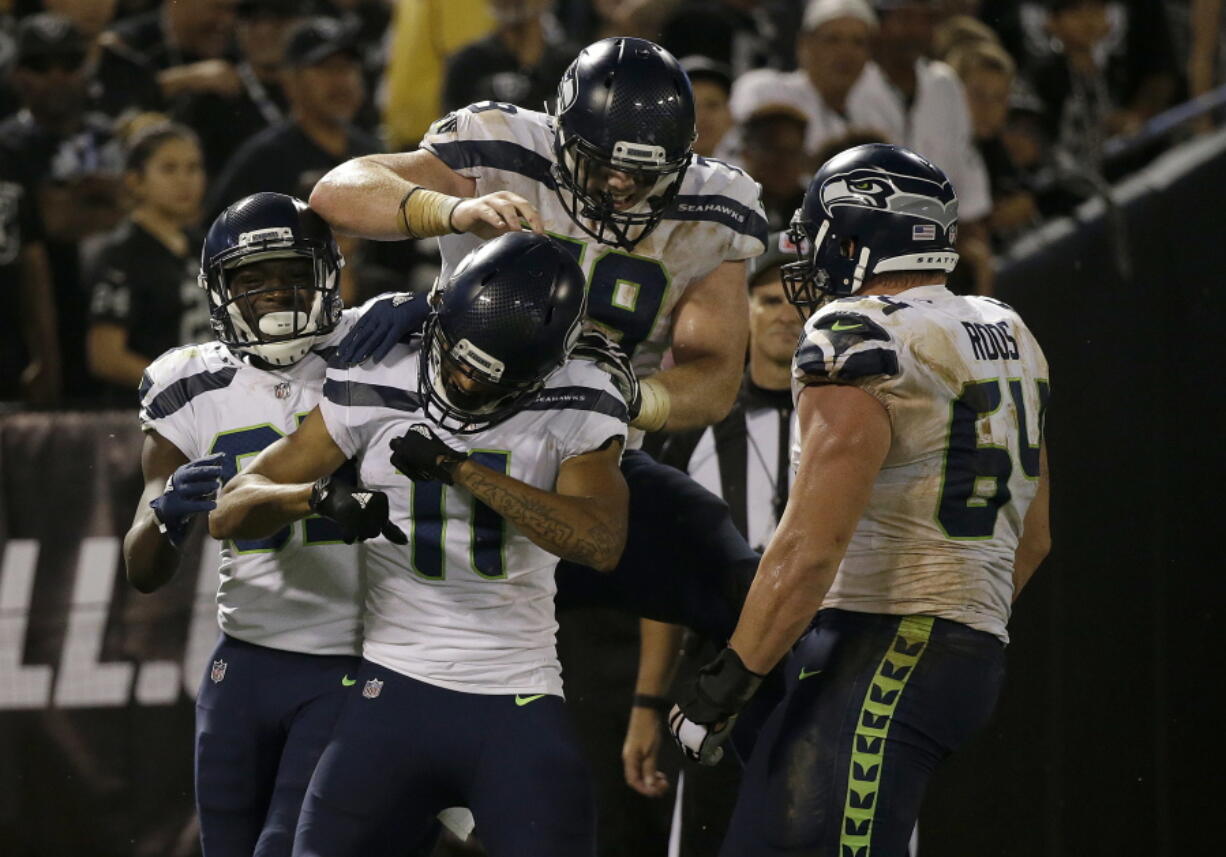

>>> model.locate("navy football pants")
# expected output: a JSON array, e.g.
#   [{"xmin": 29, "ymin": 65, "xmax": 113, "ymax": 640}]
[
  {"xmin": 556, "ymin": 448, "xmax": 759, "ymax": 643},
  {"xmin": 292, "ymin": 661, "xmax": 596, "ymax": 857},
  {"xmin": 195, "ymin": 634, "xmax": 361, "ymax": 857},
  {"xmin": 720, "ymin": 609, "xmax": 1006, "ymax": 857}
]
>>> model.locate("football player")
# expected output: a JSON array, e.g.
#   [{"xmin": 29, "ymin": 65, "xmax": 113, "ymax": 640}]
[
  {"xmin": 668, "ymin": 145, "xmax": 1052, "ymax": 856},
  {"xmin": 123, "ymin": 192, "xmax": 426, "ymax": 857},
  {"xmin": 309, "ymin": 37, "xmax": 767, "ymax": 641},
  {"xmin": 210, "ymin": 232, "xmax": 630, "ymax": 857}
]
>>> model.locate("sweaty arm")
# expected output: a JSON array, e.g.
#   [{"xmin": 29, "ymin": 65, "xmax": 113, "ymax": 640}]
[
  {"xmin": 453, "ymin": 438, "xmax": 629, "ymax": 572},
  {"xmin": 1012, "ymin": 444, "xmax": 1051, "ymax": 600},
  {"xmin": 728, "ymin": 383, "xmax": 891, "ymax": 674},
  {"xmin": 124, "ymin": 431, "xmax": 191, "ymax": 594},
  {"xmin": 308, "ymin": 149, "xmax": 544, "ymax": 242},
  {"xmin": 644, "ymin": 260, "xmax": 749, "ymax": 432},
  {"xmin": 209, "ymin": 407, "xmax": 348, "ymax": 540}
]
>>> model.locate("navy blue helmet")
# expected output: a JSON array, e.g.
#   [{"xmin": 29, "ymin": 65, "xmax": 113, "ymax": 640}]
[
  {"xmin": 552, "ymin": 37, "xmax": 696, "ymax": 250},
  {"xmin": 782, "ymin": 144, "xmax": 959, "ymax": 315},
  {"xmin": 201, "ymin": 192, "xmax": 343, "ymax": 365},
  {"xmin": 420, "ymin": 232, "xmax": 587, "ymax": 433}
]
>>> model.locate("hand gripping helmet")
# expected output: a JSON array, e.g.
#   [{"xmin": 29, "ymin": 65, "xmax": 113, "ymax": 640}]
[
  {"xmin": 552, "ymin": 37, "xmax": 696, "ymax": 250},
  {"xmin": 200, "ymin": 192, "xmax": 344, "ymax": 366},
  {"xmin": 782, "ymin": 144, "xmax": 959, "ymax": 315},
  {"xmin": 419, "ymin": 232, "xmax": 587, "ymax": 433}
]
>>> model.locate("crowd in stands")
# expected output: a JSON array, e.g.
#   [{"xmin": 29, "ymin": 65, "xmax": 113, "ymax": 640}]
[{"xmin": 0, "ymin": 0, "xmax": 1220, "ymax": 406}]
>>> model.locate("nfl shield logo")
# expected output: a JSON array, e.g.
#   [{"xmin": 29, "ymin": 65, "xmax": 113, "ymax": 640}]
[
  {"xmin": 362, "ymin": 678, "xmax": 384, "ymax": 699},
  {"xmin": 210, "ymin": 659, "xmax": 227, "ymax": 684},
  {"xmin": 274, "ymin": 381, "xmax": 291, "ymax": 399}
]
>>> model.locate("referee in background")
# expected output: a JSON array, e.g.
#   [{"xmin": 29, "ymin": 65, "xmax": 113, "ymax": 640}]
[{"xmin": 627, "ymin": 235, "xmax": 803, "ymax": 857}]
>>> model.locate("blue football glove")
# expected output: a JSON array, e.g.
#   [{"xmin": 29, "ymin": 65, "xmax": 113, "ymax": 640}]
[
  {"xmin": 337, "ymin": 292, "xmax": 431, "ymax": 364},
  {"xmin": 149, "ymin": 452, "xmax": 230, "ymax": 548},
  {"xmin": 668, "ymin": 648, "xmax": 764, "ymax": 766},
  {"xmin": 571, "ymin": 328, "xmax": 641, "ymax": 422}
]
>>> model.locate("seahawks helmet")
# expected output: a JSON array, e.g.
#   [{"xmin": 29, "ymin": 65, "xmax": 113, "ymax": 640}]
[
  {"xmin": 552, "ymin": 37, "xmax": 696, "ymax": 250},
  {"xmin": 200, "ymin": 193, "xmax": 344, "ymax": 366},
  {"xmin": 420, "ymin": 232, "xmax": 586, "ymax": 433},
  {"xmin": 782, "ymin": 144, "xmax": 959, "ymax": 315}
]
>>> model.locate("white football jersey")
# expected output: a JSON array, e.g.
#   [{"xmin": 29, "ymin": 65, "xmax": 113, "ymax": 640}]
[
  {"xmin": 421, "ymin": 102, "xmax": 768, "ymax": 383},
  {"xmin": 792, "ymin": 286, "xmax": 1049, "ymax": 641},
  {"xmin": 319, "ymin": 344, "xmax": 628, "ymax": 697},
  {"xmin": 139, "ymin": 314, "xmax": 365, "ymax": 656}
]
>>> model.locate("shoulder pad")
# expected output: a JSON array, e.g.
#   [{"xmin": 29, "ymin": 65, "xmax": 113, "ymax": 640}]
[{"xmin": 793, "ymin": 310, "xmax": 899, "ymax": 385}]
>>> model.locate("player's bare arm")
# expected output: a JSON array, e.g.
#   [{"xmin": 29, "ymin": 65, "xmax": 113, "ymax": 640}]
[
  {"xmin": 728, "ymin": 383, "xmax": 891, "ymax": 674},
  {"xmin": 623, "ymin": 618, "xmax": 684, "ymax": 797},
  {"xmin": 124, "ymin": 431, "xmax": 192, "ymax": 593},
  {"xmin": 1012, "ymin": 444, "xmax": 1051, "ymax": 600},
  {"xmin": 210, "ymin": 406, "xmax": 347, "ymax": 540},
  {"xmin": 642, "ymin": 260, "xmax": 750, "ymax": 432},
  {"xmin": 454, "ymin": 438, "xmax": 629, "ymax": 572},
  {"xmin": 309, "ymin": 150, "xmax": 544, "ymax": 242}
]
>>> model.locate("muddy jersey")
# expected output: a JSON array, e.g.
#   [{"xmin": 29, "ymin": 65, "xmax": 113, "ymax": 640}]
[
  {"xmin": 420, "ymin": 102, "xmax": 768, "ymax": 382},
  {"xmin": 139, "ymin": 313, "xmax": 365, "ymax": 655},
  {"xmin": 792, "ymin": 286, "xmax": 1049, "ymax": 641},
  {"xmin": 319, "ymin": 343, "xmax": 627, "ymax": 697}
]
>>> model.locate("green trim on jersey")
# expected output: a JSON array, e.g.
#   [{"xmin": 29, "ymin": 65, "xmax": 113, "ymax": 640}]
[{"xmin": 839, "ymin": 615, "xmax": 934, "ymax": 857}]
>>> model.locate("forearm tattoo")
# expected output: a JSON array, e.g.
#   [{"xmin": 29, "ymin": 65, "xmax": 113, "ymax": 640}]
[{"xmin": 461, "ymin": 468, "xmax": 618, "ymax": 568}]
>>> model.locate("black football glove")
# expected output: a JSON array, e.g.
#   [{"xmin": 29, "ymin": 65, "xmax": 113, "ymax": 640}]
[
  {"xmin": 571, "ymin": 328, "xmax": 641, "ymax": 422},
  {"xmin": 389, "ymin": 423, "xmax": 468, "ymax": 485},
  {"xmin": 308, "ymin": 477, "xmax": 407, "ymax": 545},
  {"xmin": 668, "ymin": 647, "xmax": 764, "ymax": 765},
  {"xmin": 337, "ymin": 292, "xmax": 431, "ymax": 364}
]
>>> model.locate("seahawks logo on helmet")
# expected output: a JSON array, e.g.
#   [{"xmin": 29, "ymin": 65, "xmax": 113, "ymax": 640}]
[
  {"xmin": 820, "ymin": 168, "xmax": 959, "ymax": 231},
  {"xmin": 556, "ymin": 68, "xmax": 578, "ymax": 114}
]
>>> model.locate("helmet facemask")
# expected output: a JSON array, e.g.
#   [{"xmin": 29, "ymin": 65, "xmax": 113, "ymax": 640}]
[
  {"xmin": 552, "ymin": 129, "xmax": 691, "ymax": 251},
  {"xmin": 417, "ymin": 314, "xmax": 550, "ymax": 434},
  {"xmin": 203, "ymin": 241, "xmax": 342, "ymax": 367}
]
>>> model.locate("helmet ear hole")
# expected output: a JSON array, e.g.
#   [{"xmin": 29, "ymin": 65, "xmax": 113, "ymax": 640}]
[{"xmin": 840, "ymin": 237, "xmax": 858, "ymax": 259}]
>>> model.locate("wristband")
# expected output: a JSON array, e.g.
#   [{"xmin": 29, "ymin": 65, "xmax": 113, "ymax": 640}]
[
  {"xmin": 632, "ymin": 693, "xmax": 670, "ymax": 714},
  {"xmin": 398, "ymin": 186, "xmax": 463, "ymax": 239},
  {"xmin": 631, "ymin": 376, "xmax": 670, "ymax": 432}
]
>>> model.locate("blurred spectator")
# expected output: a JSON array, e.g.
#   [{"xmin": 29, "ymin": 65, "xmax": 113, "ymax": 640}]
[
  {"xmin": 86, "ymin": 122, "xmax": 209, "ymax": 399},
  {"xmin": 738, "ymin": 109, "xmax": 809, "ymax": 230},
  {"xmin": 442, "ymin": 0, "xmax": 578, "ymax": 114},
  {"xmin": 176, "ymin": 0, "xmax": 303, "ymax": 178},
  {"xmin": 658, "ymin": 0, "xmax": 792, "ymax": 77},
  {"xmin": 205, "ymin": 17, "xmax": 389, "ymax": 306},
  {"xmin": 1024, "ymin": 0, "xmax": 1178, "ymax": 175},
  {"xmin": 42, "ymin": 0, "xmax": 120, "ymax": 42},
  {"xmin": 0, "ymin": 150, "xmax": 62, "ymax": 404},
  {"xmin": 0, "ymin": 12, "xmax": 125, "ymax": 395},
  {"xmin": 382, "ymin": 0, "xmax": 494, "ymax": 150},
  {"xmin": 948, "ymin": 41, "xmax": 1040, "ymax": 242},
  {"xmin": 680, "ymin": 55, "xmax": 734, "ymax": 157},
  {"xmin": 1187, "ymin": 0, "xmax": 1223, "ymax": 131},
  {"xmin": 729, "ymin": 0, "xmax": 878, "ymax": 157},
  {"xmin": 990, "ymin": 0, "xmax": 1179, "ymax": 137},
  {"xmin": 932, "ymin": 12, "xmax": 998, "ymax": 59},
  {"xmin": 94, "ymin": 0, "xmax": 241, "ymax": 117},
  {"xmin": 846, "ymin": 0, "xmax": 994, "ymax": 293},
  {"xmin": 205, "ymin": 17, "xmax": 376, "ymax": 222}
]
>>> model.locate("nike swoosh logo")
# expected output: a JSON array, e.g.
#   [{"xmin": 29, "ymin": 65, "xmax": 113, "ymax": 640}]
[
  {"xmin": 515, "ymin": 694, "xmax": 546, "ymax": 706},
  {"xmin": 831, "ymin": 321, "xmax": 862, "ymax": 332},
  {"xmin": 341, "ymin": 675, "xmax": 357, "ymax": 687},
  {"xmin": 798, "ymin": 668, "xmax": 822, "ymax": 681}
]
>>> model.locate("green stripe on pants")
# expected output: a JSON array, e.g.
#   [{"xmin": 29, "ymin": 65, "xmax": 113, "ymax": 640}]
[{"xmin": 839, "ymin": 615, "xmax": 934, "ymax": 857}]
